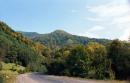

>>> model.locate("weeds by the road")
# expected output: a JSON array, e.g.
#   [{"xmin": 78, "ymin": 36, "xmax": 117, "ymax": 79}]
[{"xmin": 0, "ymin": 62, "xmax": 25, "ymax": 83}]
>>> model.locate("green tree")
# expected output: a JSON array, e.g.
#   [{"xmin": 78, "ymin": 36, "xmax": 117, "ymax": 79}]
[
  {"xmin": 108, "ymin": 40, "xmax": 130, "ymax": 79},
  {"xmin": 67, "ymin": 45, "xmax": 89, "ymax": 77},
  {"xmin": 86, "ymin": 42, "xmax": 114, "ymax": 79}
]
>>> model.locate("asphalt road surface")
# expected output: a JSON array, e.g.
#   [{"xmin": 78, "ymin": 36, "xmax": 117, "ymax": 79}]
[{"xmin": 16, "ymin": 73, "xmax": 128, "ymax": 83}]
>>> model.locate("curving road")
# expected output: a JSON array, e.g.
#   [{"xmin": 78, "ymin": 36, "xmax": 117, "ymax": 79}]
[{"xmin": 16, "ymin": 73, "xmax": 127, "ymax": 83}]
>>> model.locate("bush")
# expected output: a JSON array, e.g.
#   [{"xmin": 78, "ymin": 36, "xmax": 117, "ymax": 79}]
[
  {"xmin": 27, "ymin": 63, "xmax": 47, "ymax": 73},
  {"xmin": 0, "ymin": 74, "xmax": 5, "ymax": 83}
]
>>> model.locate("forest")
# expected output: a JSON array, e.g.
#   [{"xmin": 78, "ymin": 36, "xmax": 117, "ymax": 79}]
[{"xmin": 0, "ymin": 22, "xmax": 130, "ymax": 83}]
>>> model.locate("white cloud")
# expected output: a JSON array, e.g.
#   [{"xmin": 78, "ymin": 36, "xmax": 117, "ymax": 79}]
[
  {"xmin": 87, "ymin": 0, "xmax": 130, "ymax": 40},
  {"xmin": 87, "ymin": 5, "xmax": 130, "ymax": 17},
  {"xmin": 80, "ymin": 25, "xmax": 104, "ymax": 38},
  {"xmin": 88, "ymin": 26, "xmax": 104, "ymax": 32},
  {"xmin": 120, "ymin": 28, "xmax": 130, "ymax": 40},
  {"xmin": 87, "ymin": 0, "xmax": 130, "ymax": 17},
  {"xmin": 86, "ymin": 17, "xmax": 103, "ymax": 22},
  {"xmin": 112, "ymin": 15, "xmax": 130, "ymax": 24},
  {"xmin": 79, "ymin": 32, "xmax": 100, "ymax": 38}
]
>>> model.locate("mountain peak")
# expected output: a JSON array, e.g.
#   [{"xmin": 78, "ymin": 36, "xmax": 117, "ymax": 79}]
[
  {"xmin": 53, "ymin": 30, "xmax": 67, "ymax": 33},
  {"xmin": 52, "ymin": 30, "xmax": 71, "ymax": 35}
]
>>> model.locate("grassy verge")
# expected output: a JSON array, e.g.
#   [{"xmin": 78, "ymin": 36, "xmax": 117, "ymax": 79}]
[{"xmin": 0, "ymin": 62, "xmax": 25, "ymax": 83}]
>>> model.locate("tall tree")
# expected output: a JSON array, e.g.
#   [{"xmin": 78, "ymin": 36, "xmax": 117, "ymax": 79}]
[
  {"xmin": 86, "ymin": 42, "xmax": 114, "ymax": 79},
  {"xmin": 108, "ymin": 40, "xmax": 130, "ymax": 79},
  {"xmin": 67, "ymin": 45, "xmax": 88, "ymax": 77}
]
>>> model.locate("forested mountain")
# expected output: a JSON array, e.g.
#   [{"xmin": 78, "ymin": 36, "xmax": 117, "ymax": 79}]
[
  {"xmin": 0, "ymin": 21, "xmax": 47, "ymax": 71},
  {"xmin": 1, "ymin": 21, "xmax": 130, "ymax": 81},
  {"xmin": 22, "ymin": 30, "xmax": 111, "ymax": 49}
]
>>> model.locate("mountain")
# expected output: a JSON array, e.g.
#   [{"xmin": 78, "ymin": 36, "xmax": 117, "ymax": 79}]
[
  {"xmin": 0, "ymin": 21, "xmax": 46, "ymax": 67},
  {"xmin": 19, "ymin": 31, "xmax": 40, "ymax": 39},
  {"xmin": 21, "ymin": 30, "xmax": 111, "ymax": 49}
]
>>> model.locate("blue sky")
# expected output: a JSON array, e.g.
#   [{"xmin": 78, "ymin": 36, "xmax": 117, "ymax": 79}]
[{"xmin": 0, "ymin": 0, "xmax": 130, "ymax": 40}]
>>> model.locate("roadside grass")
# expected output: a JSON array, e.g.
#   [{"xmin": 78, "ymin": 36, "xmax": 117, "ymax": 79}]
[
  {"xmin": 0, "ymin": 74, "xmax": 5, "ymax": 83},
  {"xmin": 0, "ymin": 62, "xmax": 25, "ymax": 83},
  {"xmin": 1, "ymin": 62, "xmax": 25, "ymax": 72}
]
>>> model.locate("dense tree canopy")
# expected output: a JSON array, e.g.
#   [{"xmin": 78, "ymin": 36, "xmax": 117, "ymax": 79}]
[
  {"xmin": 0, "ymin": 21, "xmax": 47, "ymax": 73},
  {"xmin": 108, "ymin": 40, "xmax": 130, "ymax": 79}
]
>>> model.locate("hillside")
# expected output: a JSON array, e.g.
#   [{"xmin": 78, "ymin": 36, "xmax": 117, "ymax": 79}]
[
  {"xmin": 0, "ymin": 21, "xmax": 50, "ymax": 83},
  {"xmin": 0, "ymin": 21, "xmax": 47, "ymax": 69},
  {"xmin": 22, "ymin": 30, "xmax": 111, "ymax": 49}
]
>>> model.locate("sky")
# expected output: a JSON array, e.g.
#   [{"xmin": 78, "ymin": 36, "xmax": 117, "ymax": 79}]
[{"xmin": 0, "ymin": 0, "xmax": 130, "ymax": 40}]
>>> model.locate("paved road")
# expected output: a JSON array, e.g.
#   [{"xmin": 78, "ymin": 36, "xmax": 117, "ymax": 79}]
[{"xmin": 16, "ymin": 73, "xmax": 127, "ymax": 83}]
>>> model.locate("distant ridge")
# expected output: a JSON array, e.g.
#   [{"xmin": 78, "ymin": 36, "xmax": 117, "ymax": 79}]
[
  {"xmin": 19, "ymin": 31, "xmax": 40, "ymax": 38},
  {"xmin": 21, "ymin": 30, "xmax": 111, "ymax": 48}
]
